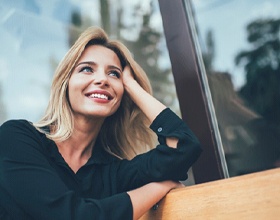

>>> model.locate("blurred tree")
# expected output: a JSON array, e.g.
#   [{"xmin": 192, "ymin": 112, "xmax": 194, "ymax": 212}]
[
  {"xmin": 203, "ymin": 29, "xmax": 215, "ymax": 72},
  {"xmin": 122, "ymin": 3, "xmax": 176, "ymax": 107},
  {"xmin": 99, "ymin": 0, "xmax": 111, "ymax": 35},
  {"xmin": 68, "ymin": 10, "xmax": 83, "ymax": 46},
  {"xmin": 68, "ymin": 9, "xmax": 92, "ymax": 46},
  {"xmin": 235, "ymin": 18, "xmax": 280, "ymax": 127}
]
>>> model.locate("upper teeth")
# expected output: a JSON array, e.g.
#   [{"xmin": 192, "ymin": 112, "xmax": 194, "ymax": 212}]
[{"xmin": 89, "ymin": 93, "xmax": 109, "ymax": 100}]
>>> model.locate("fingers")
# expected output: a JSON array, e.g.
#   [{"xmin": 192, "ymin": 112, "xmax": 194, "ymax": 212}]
[{"xmin": 122, "ymin": 66, "xmax": 134, "ymax": 85}]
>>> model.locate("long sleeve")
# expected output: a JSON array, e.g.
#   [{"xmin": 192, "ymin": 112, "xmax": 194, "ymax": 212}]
[
  {"xmin": 116, "ymin": 108, "xmax": 202, "ymax": 192},
  {"xmin": 0, "ymin": 120, "xmax": 133, "ymax": 220}
]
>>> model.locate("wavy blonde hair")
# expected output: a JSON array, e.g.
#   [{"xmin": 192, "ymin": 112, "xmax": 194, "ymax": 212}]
[{"xmin": 35, "ymin": 26, "xmax": 156, "ymax": 159}]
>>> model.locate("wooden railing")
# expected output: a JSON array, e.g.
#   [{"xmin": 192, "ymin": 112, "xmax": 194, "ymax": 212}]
[{"xmin": 140, "ymin": 168, "xmax": 280, "ymax": 220}]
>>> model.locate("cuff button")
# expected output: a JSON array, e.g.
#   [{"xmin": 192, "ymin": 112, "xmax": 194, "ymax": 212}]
[{"xmin": 157, "ymin": 127, "xmax": 163, "ymax": 132}]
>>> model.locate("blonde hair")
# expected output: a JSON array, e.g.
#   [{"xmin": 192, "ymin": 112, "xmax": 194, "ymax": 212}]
[{"xmin": 35, "ymin": 26, "xmax": 156, "ymax": 159}]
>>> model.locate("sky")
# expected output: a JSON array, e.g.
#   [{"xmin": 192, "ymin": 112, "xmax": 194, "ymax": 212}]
[
  {"xmin": 0, "ymin": 0, "xmax": 81, "ymax": 122},
  {"xmin": 192, "ymin": 0, "xmax": 280, "ymax": 89}
]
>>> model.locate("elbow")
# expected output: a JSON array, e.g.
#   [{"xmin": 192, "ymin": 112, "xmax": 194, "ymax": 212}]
[
  {"xmin": 185, "ymin": 137, "xmax": 203, "ymax": 165},
  {"xmin": 191, "ymin": 138, "xmax": 203, "ymax": 159},
  {"xmin": 159, "ymin": 146, "xmax": 202, "ymax": 181},
  {"xmin": 174, "ymin": 139, "xmax": 202, "ymax": 180}
]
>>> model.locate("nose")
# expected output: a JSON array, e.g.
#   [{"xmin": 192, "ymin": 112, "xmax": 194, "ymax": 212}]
[{"xmin": 93, "ymin": 70, "xmax": 109, "ymax": 86}]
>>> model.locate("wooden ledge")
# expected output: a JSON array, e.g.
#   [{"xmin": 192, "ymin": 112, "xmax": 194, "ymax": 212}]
[{"xmin": 140, "ymin": 168, "xmax": 280, "ymax": 220}]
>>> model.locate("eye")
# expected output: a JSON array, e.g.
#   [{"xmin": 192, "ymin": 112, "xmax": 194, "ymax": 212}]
[
  {"xmin": 108, "ymin": 70, "xmax": 121, "ymax": 78},
  {"xmin": 79, "ymin": 66, "xmax": 93, "ymax": 73}
]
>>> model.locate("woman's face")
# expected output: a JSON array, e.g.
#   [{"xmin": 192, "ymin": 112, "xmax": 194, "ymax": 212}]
[{"xmin": 68, "ymin": 45, "xmax": 124, "ymax": 120}]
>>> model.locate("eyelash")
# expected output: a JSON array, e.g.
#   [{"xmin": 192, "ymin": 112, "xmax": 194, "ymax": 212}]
[
  {"xmin": 79, "ymin": 66, "xmax": 121, "ymax": 78},
  {"xmin": 109, "ymin": 70, "xmax": 121, "ymax": 78},
  {"xmin": 80, "ymin": 66, "xmax": 93, "ymax": 73}
]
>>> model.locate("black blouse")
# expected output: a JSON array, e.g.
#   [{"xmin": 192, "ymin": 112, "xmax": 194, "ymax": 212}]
[{"xmin": 0, "ymin": 108, "xmax": 202, "ymax": 220}]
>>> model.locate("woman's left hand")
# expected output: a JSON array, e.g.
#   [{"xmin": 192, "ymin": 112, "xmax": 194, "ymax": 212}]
[
  {"xmin": 121, "ymin": 65, "xmax": 166, "ymax": 123},
  {"xmin": 121, "ymin": 64, "xmax": 178, "ymax": 148},
  {"xmin": 122, "ymin": 66, "xmax": 135, "ymax": 89}
]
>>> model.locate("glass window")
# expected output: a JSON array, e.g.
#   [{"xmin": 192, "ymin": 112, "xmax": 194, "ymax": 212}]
[
  {"xmin": 0, "ymin": 0, "xmax": 180, "ymax": 122},
  {"xmin": 191, "ymin": 0, "xmax": 280, "ymax": 177},
  {"xmin": 0, "ymin": 0, "xmax": 195, "ymax": 184}
]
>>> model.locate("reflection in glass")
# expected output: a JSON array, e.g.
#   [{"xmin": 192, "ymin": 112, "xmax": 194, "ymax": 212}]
[
  {"xmin": 0, "ymin": 0, "xmax": 179, "ymax": 123},
  {"xmin": 0, "ymin": 0, "xmax": 195, "ymax": 183},
  {"xmin": 191, "ymin": 0, "xmax": 280, "ymax": 176}
]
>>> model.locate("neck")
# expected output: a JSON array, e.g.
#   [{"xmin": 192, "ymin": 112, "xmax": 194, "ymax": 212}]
[{"xmin": 56, "ymin": 116, "xmax": 104, "ymax": 173}]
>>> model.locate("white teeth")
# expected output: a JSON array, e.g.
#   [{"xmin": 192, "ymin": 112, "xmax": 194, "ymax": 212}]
[{"xmin": 89, "ymin": 93, "xmax": 109, "ymax": 100}]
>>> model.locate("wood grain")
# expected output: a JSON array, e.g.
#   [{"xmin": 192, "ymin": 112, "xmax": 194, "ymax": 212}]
[{"xmin": 140, "ymin": 168, "xmax": 280, "ymax": 220}]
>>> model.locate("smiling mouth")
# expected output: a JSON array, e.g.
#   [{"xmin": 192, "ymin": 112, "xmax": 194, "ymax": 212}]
[{"xmin": 87, "ymin": 93, "xmax": 110, "ymax": 100}]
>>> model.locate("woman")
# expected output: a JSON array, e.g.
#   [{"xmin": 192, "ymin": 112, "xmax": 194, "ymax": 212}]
[{"xmin": 0, "ymin": 26, "xmax": 202, "ymax": 220}]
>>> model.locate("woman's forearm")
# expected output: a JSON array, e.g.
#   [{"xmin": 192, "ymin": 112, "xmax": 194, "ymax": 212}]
[
  {"xmin": 127, "ymin": 181, "xmax": 183, "ymax": 220},
  {"xmin": 123, "ymin": 68, "xmax": 178, "ymax": 148},
  {"xmin": 124, "ymin": 79, "xmax": 166, "ymax": 123}
]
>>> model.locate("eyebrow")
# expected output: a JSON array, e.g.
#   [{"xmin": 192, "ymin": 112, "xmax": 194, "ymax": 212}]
[{"xmin": 76, "ymin": 61, "xmax": 122, "ymax": 72}]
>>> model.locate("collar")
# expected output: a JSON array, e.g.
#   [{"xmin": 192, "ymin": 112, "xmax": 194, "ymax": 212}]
[{"xmin": 44, "ymin": 136, "xmax": 118, "ymax": 167}]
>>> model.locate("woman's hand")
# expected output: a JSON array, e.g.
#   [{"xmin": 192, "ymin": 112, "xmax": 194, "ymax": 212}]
[
  {"xmin": 122, "ymin": 65, "xmax": 179, "ymax": 148},
  {"xmin": 122, "ymin": 66, "xmax": 135, "ymax": 88},
  {"xmin": 127, "ymin": 181, "xmax": 184, "ymax": 220},
  {"xmin": 122, "ymin": 65, "xmax": 166, "ymax": 123}
]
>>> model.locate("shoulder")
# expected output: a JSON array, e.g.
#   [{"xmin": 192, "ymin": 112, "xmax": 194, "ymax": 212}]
[
  {"xmin": 0, "ymin": 119, "xmax": 45, "ymax": 146},
  {"xmin": 1, "ymin": 119, "xmax": 37, "ymax": 134},
  {"xmin": 1, "ymin": 119, "xmax": 32, "ymax": 128}
]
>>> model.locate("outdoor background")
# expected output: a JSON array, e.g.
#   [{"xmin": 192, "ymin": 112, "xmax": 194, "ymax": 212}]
[{"xmin": 0, "ymin": 0, "xmax": 279, "ymax": 180}]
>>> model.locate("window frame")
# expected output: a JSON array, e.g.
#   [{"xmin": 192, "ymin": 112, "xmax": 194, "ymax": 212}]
[{"xmin": 158, "ymin": 0, "xmax": 229, "ymax": 184}]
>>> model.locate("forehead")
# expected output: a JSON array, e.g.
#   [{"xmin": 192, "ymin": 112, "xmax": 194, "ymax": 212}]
[{"xmin": 78, "ymin": 45, "xmax": 121, "ymax": 67}]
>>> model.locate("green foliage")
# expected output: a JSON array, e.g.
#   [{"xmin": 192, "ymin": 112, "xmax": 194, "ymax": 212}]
[{"xmin": 235, "ymin": 18, "xmax": 280, "ymax": 125}]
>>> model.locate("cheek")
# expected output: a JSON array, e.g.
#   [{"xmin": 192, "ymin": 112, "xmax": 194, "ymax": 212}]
[
  {"xmin": 67, "ymin": 78, "xmax": 74, "ymax": 100},
  {"xmin": 67, "ymin": 77, "xmax": 81, "ymax": 105}
]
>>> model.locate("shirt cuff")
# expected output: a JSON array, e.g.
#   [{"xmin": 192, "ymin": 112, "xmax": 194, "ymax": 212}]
[
  {"xmin": 150, "ymin": 108, "xmax": 184, "ymax": 137},
  {"xmin": 99, "ymin": 192, "xmax": 133, "ymax": 220}
]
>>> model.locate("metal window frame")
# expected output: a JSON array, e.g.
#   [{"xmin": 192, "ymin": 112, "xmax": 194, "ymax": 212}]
[{"xmin": 158, "ymin": 0, "xmax": 229, "ymax": 184}]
